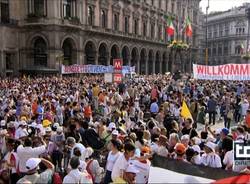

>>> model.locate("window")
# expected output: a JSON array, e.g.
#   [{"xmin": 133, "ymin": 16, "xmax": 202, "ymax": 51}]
[
  {"xmin": 158, "ymin": 25, "xmax": 162, "ymax": 40},
  {"xmin": 208, "ymin": 27, "xmax": 212, "ymax": 39},
  {"xmin": 151, "ymin": 23, "xmax": 155, "ymax": 39},
  {"xmin": 151, "ymin": 0, "xmax": 154, "ymax": 6},
  {"xmin": 124, "ymin": 16, "xmax": 129, "ymax": 33},
  {"xmin": 63, "ymin": 0, "xmax": 71, "ymax": 18},
  {"xmin": 143, "ymin": 22, "xmax": 147, "ymax": 37},
  {"xmin": 159, "ymin": 0, "xmax": 161, "ymax": 9},
  {"xmin": 34, "ymin": 37, "xmax": 47, "ymax": 67},
  {"xmin": 101, "ymin": 10, "xmax": 107, "ymax": 28},
  {"xmin": 213, "ymin": 26, "xmax": 217, "ymax": 38},
  {"xmin": 182, "ymin": 8, "xmax": 185, "ymax": 20},
  {"xmin": 88, "ymin": 6, "xmax": 94, "ymax": 25},
  {"xmin": 171, "ymin": 2, "xmax": 175, "ymax": 13},
  {"xmin": 235, "ymin": 45, "xmax": 241, "ymax": 55},
  {"xmin": 219, "ymin": 25, "xmax": 223, "ymax": 36},
  {"xmin": 114, "ymin": 13, "xmax": 119, "ymax": 31},
  {"xmin": 5, "ymin": 53, "xmax": 13, "ymax": 70},
  {"xmin": 218, "ymin": 43, "xmax": 222, "ymax": 56},
  {"xmin": 34, "ymin": 0, "xmax": 45, "ymax": 16},
  {"xmin": 224, "ymin": 42, "xmax": 228, "ymax": 55},
  {"xmin": 213, "ymin": 45, "xmax": 217, "ymax": 56},
  {"xmin": 0, "ymin": 0, "xmax": 9, "ymax": 23},
  {"xmin": 224, "ymin": 23, "xmax": 229, "ymax": 36},
  {"xmin": 134, "ymin": 19, "xmax": 138, "ymax": 35}
]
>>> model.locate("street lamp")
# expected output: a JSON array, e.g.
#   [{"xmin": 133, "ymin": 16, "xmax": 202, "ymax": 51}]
[
  {"xmin": 246, "ymin": 6, "xmax": 250, "ymax": 54},
  {"xmin": 205, "ymin": 0, "xmax": 210, "ymax": 65}
]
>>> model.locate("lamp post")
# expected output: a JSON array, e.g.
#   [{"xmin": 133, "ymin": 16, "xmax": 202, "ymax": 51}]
[
  {"xmin": 205, "ymin": 0, "xmax": 210, "ymax": 65},
  {"xmin": 246, "ymin": 6, "xmax": 250, "ymax": 55}
]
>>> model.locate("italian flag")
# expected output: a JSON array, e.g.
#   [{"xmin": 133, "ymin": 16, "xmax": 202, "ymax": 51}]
[
  {"xmin": 166, "ymin": 16, "xmax": 175, "ymax": 36},
  {"xmin": 185, "ymin": 17, "xmax": 192, "ymax": 37}
]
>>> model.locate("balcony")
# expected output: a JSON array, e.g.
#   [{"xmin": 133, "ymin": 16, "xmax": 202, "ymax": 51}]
[
  {"xmin": 26, "ymin": 13, "xmax": 47, "ymax": 23},
  {"xmin": 62, "ymin": 17, "xmax": 81, "ymax": 26},
  {"xmin": 0, "ymin": 18, "xmax": 18, "ymax": 26}
]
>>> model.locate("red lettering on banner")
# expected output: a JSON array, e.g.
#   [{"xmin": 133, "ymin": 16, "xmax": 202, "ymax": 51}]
[
  {"xmin": 197, "ymin": 65, "xmax": 205, "ymax": 74},
  {"xmin": 113, "ymin": 59, "xmax": 123, "ymax": 70},
  {"xmin": 212, "ymin": 66, "xmax": 217, "ymax": 75},
  {"xmin": 240, "ymin": 64, "xmax": 248, "ymax": 75},
  {"xmin": 207, "ymin": 66, "xmax": 212, "ymax": 75},
  {"xmin": 230, "ymin": 64, "xmax": 239, "ymax": 75},
  {"xmin": 224, "ymin": 65, "xmax": 230, "ymax": 75},
  {"xmin": 218, "ymin": 65, "xmax": 224, "ymax": 75}
]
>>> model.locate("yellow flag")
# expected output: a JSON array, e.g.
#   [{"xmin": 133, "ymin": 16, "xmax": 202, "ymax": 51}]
[{"xmin": 181, "ymin": 101, "xmax": 192, "ymax": 120}]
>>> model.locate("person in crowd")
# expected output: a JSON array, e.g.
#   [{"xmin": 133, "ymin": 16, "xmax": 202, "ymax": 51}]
[
  {"xmin": 207, "ymin": 95, "xmax": 217, "ymax": 125},
  {"xmin": 111, "ymin": 142, "xmax": 135, "ymax": 182},
  {"xmin": 17, "ymin": 157, "xmax": 54, "ymax": 184},
  {"xmin": 63, "ymin": 156, "xmax": 92, "ymax": 184},
  {"xmin": 201, "ymin": 142, "xmax": 222, "ymax": 168}
]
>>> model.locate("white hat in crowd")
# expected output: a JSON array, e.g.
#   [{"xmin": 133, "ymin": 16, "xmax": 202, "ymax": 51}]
[
  {"xmin": 26, "ymin": 158, "xmax": 41, "ymax": 171},
  {"xmin": 0, "ymin": 120, "xmax": 6, "ymax": 127},
  {"xmin": 112, "ymin": 130, "xmax": 119, "ymax": 136},
  {"xmin": 108, "ymin": 123, "xmax": 116, "ymax": 131},
  {"xmin": 126, "ymin": 164, "xmax": 139, "ymax": 174},
  {"xmin": 56, "ymin": 126, "xmax": 63, "ymax": 133}
]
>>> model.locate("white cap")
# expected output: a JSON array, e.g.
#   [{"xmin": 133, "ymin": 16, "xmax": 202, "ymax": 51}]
[
  {"xmin": 29, "ymin": 122, "xmax": 37, "ymax": 128},
  {"xmin": 215, "ymin": 128, "xmax": 221, "ymax": 135},
  {"xmin": 20, "ymin": 120, "xmax": 27, "ymax": 126},
  {"xmin": 108, "ymin": 123, "xmax": 116, "ymax": 131},
  {"xmin": 26, "ymin": 158, "xmax": 41, "ymax": 171},
  {"xmin": 0, "ymin": 120, "xmax": 6, "ymax": 126},
  {"xmin": 53, "ymin": 123, "xmax": 60, "ymax": 129},
  {"xmin": 56, "ymin": 126, "xmax": 63, "ymax": 133},
  {"xmin": 112, "ymin": 130, "xmax": 119, "ymax": 136},
  {"xmin": 192, "ymin": 145, "xmax": 201, "ymax": 154},
  {"xmin": 192, "ymin": 137, "xmax": 201, "ymax": 145},
  {"xmin": 45, "ymin": 127, "xmax": 52, "ymax": 132},
  {"xmin": 205, "ymin": 141, "xmax": 216, "ymax": 152},
  {"xmin": 126, "ymin": 164, "xmax": 139, "ymax": 174},
  {"xmin": 83, "ymin": 147, "xmax": 94, "ymax": 159}
]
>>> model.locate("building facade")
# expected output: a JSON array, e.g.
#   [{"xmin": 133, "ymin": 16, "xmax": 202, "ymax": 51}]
[
  {"xmin": 203, "ymin": 3, "xmax": 250, "ymax": 65},
  {"xmin": 0, "ymin": 0, "xmax": 200, "ymax": 76}
]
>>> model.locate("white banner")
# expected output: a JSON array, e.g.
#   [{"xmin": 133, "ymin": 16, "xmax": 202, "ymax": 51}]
[
  {"xmin": 149, "ymin": 167, "xmax": 214, "ymax": 183},
  {"xmin": 193, "ymin": 63, "xmax": 250, "ymax": 81}
]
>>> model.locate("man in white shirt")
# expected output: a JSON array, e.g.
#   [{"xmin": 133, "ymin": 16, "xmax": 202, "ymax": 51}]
[
  {"xmin": 201, "ymin": 142, "xmax": 222, "ymax": 168},
  {"xmin": 66, "ymin": 137, "xmax": 85, "ymax": 160},
  {"xmin": 17, "ymin": 137, "xmax": 46, "ymax": 174},
  {"xmin": 111, "ymin": 142, "xmax": 135, "ymax": 181},
  {"xmin": 15, "ymin": 121, "xmax": 28, "ymax": 139},
  {"xmin": 63, "ymin": 157, "xmax": 92, "ymax": 184}
]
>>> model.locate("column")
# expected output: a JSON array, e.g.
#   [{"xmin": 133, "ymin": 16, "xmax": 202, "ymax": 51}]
[
  {"xmin": 159, "ymin": 56, "xmax": 163, "ymax": 74},
  {"xmin": 136, "ymin": 57, "xmax": 140, "ymax": 74},
  {"xmin": 107, "ymin": 53, "xmax": 110, "ymax": 66},
  {"xmin": 127, "ymin": 55, "xmax": 131, "ymax": 66},
  {"xmin": 95, "ymin": 52, "xmax": 98, "ymax": 65}
]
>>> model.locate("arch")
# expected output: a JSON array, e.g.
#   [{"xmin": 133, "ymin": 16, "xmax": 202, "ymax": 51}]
[
  {"xmin": 85, "ymin": 41, "xmax": 96, "ymax": 65},
  {"xmin": 131, "ymin": 47, "xmax": 139, "ymax": 71},
  {"xmin": 140, "ymin": 48, "xmax": 147, "ymax": 74},
  {"xmin": 122, "ymin": 46, "xmax": 130, "ymax": 66},
  {"xmin": 110, "ymin": 44, "xmax": 120, "ymax": 65},
  {"xmin": 29, "ymin": 34, "xmax": 49, "ymax": 48},
  {"xmin": 33, "ymin": 37, "xmax": 48, "ymax": 67},
  {"xmin": 148, "ymin": 50, "xmax": 154, "ymax": 75},
  {"xmin": 162, "ymin": 52, "xmax": 167, "ymax": 74},
  {"xmin": 155, "ymin": 51, "xmax": 161, "ymax": 74},
  {"xmin": 62, "ymin": 38, "xmax": 77, "ymax": 65},
  {"xmin": 98, "ymin": 42, "xmax": 108, "ymax": 65}
]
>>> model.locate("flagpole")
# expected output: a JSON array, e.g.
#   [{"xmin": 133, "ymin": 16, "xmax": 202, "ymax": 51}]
[{"xmin": 205, "ymin": 0, "xmax": 210, "ymax": 66}]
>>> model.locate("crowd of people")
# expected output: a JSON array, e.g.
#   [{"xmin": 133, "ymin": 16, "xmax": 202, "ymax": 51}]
[{"xmin": 0, "ymin": 74, "xmax": 250, "ymax": 184}]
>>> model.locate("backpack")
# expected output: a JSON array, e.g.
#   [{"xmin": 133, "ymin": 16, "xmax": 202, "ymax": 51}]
[{"xmin": 52, "ymin": 172, "xmax": 62, "ymax": 184}]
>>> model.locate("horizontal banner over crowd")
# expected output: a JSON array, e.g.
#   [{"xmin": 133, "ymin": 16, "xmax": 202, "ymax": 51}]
[
  {"xmin": 193, "ymin": 63, "xmax": 250, "ymax": 81},
  {"xmin": 61, "ymin": 64, "xmax": 135, "ymax": 74}
]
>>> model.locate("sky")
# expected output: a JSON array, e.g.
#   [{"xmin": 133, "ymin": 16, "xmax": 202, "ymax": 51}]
[{"xmin": 200, "ymin": 0, "xmax": 249, "ymax": 13}]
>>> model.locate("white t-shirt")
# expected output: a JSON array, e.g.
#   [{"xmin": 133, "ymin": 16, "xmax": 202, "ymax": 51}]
[
  {"xmin": 15, "ymin": 127, "xmax": 28, "ymax": 139},
  {"xmin": 106, "ymin": 151, "xmax": 121, "ymax": 171},
  {"xmin": 131, "ymin": 160, "xmax": 151, "ymax": 184},
  {"xmin": 223, "ymin": 150, "xmax": 233, "ymax": 169},
  {"xmin": 17, "ymin": 145, "xmax": 46, "ymax": 173},
  {"xmin": 111, "ymin": 153, "xmax": 130, "ymax": 181},
  {"xmin": 63, "ymin": 169, "xmax": 92, "ymax": 184},
  {"xmin": 150, "ymin": 142, "xmax": 159, "ymax": 154},
  {"xmin": 201, "ymin": 152, "xmax": 222, "ymax": 168}
]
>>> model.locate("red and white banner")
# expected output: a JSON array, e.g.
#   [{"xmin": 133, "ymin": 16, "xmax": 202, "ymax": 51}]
[{"xmin": 193, "ymin": 64, "xmax": 250, "ymax": 81}]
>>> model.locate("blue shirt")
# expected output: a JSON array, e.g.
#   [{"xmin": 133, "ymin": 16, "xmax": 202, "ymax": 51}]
[{"xmin": 150, "ymin": 102, "xmax": 159, "ymax": 113}]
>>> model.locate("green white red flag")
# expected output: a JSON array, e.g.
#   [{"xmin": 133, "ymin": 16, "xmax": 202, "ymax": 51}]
[
  {"xmin": 185, "ymin": 17, "xmax": 192, "ymax": 37},
  {"xmin": 166, "ymin": 16, "xmax": 175, "ymax": 36}
]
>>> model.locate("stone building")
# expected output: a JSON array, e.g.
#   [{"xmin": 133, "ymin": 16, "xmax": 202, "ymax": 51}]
[
  {"xmin": 204, "ymin": 3, "xmax": 250, "ymax": 65},
  {"xmin": 0, "ymin": 0, "xmax": 200, "ymax": 76}
]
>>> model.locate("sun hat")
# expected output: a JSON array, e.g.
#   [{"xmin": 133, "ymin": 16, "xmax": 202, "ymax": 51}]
[{"xmin": 26, "ymin": 158, "xmax": 41, "ymax": 171}]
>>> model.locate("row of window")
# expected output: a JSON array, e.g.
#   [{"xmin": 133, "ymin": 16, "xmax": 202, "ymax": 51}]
[{"xmin": 207, "ymin": 45, "xmax": 244, "ymax": 56}]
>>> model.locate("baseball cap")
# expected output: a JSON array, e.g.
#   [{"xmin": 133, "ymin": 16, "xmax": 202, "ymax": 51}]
[
  {"xmin": 221, "ymin": 128, "xmax": 229, "ymax": 136},
  {"xmin": 26, "ymin": 158, "xmax": 41, "ymax": 171},
  {"xmin": 56, "ymin": 126, "xmax": 63, "ymax": 133},
  {"xmin": 42, "ymin": 119, "xmax": 51, "ymax": 127},
  {"xmin": 45, "ymin": 127, "xmax": 52, "ymax": 132},
  {"xmin": 174, "ymin": 143, "xmax": 186, "ymax": 155},
  {"xmin": 126, "ymin": 164, "xmax": 139, "ymax": 174},
  {"xmin": 112, "ymin": 130, "xmax": 119, "ymax": 136},
  {"xmin": 108, "ymin": 123, "xmax": 116, "ymax": 131}
]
